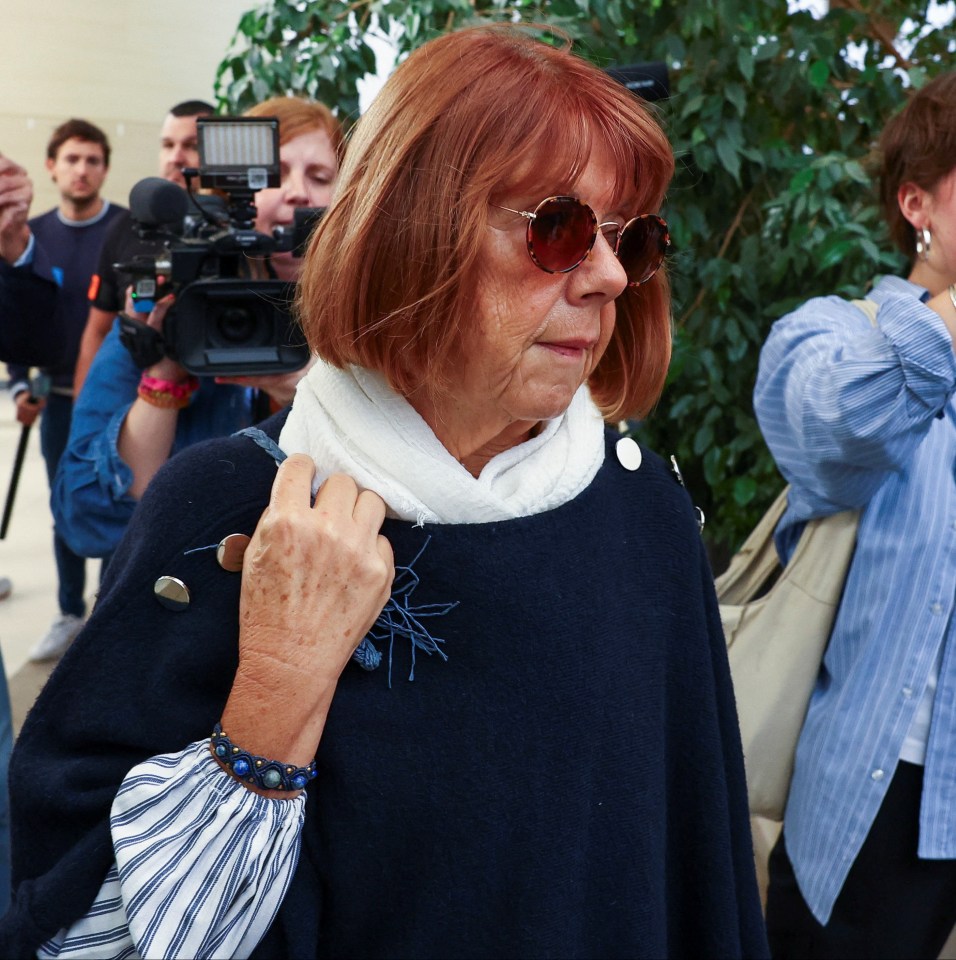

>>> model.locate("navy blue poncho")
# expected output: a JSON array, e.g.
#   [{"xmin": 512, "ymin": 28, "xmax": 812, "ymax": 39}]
[{"xmin": 1, "ymin": 410, "xmax": 768, "ymax": 958}]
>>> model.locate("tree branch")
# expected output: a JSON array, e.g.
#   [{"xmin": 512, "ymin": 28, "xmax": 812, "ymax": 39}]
[
  {"xmin": 829, "ymin": 0, "xmax": 912, "ymax": 70},
  {"xmin": 676, "ymin": 190, "xmax": 754, "ymax": 330},
  {"xmin": 285, "ymin": 0, "xmax": 374, "ymax": 44}
]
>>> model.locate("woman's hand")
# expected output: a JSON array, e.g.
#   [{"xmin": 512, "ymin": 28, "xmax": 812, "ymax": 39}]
[
  {"xmin": 221, "ymin": 454, "xmax": 394, "ymax": 774},
  {"xmin": 123, "ymin": 289, "xmax": 188, "ymax": 383},
  {"xmin": 119, "ymin": 291, "xmax": 195, "ymax": 499},
  {"xmin": 214, "ymin": 356, "xmax": 315, "ymax": 408},
  {"xmin": 0, "ymin": 153, "xmax": 33, "ymax": 263}
]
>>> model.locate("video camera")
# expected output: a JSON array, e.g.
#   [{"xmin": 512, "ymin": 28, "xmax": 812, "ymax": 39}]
[
  {"xmin": 118, "ymin": 116, "xmax": 322, "ymax": 377},
  {"xmin": 605, "ymin": 61, "xmax": 670, "ymax": 102}
]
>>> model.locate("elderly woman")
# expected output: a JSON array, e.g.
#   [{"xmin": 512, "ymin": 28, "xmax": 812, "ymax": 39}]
[{"xmin": 1, "ymin": 26, "xmax": 767, "ymax": 959}]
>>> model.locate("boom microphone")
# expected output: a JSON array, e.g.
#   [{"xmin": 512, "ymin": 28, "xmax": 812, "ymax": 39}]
[{"xmin": 129, "ymin": 177, "xmax": 189, "ymax": 229}]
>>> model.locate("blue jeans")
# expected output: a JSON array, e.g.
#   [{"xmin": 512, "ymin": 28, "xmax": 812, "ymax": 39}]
[
  {"xmin": 39, "ymin": 393, "xmax": 85, "ymax": 618},
  {"xmin": 0, "ymin": 648, "xmax": 12, "ymax": 912}
]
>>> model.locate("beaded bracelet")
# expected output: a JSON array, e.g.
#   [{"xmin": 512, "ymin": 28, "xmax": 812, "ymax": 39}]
[
  {"xmin": 210, "ymin": 723, "xmax": 318, "ymax": 792},
  {"xmin": 137, "ymin": 374, "xmax": 200, "ymax": 410}
]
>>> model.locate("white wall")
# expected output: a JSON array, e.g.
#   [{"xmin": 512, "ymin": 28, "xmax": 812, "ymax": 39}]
[{"xmin": 0, "ymin": 0, "xmax": 252, "ymax": 214}]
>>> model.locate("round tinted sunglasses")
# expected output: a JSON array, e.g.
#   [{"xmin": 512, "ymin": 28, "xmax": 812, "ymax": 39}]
[{"xmin": 494, "ymin": 196, "xmax": 670, "ymax": 288}]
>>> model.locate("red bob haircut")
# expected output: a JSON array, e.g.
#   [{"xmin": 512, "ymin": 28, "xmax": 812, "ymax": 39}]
[{"xmin": 298, "ymin": 25, "xmax": 675, "ymax": 421}]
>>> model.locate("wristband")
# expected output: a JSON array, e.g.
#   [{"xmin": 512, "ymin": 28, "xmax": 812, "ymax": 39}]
[
  {"xmin": 210, "ymin": 723, "xmax": 318, "ymax": 792},
  {"xmin": 137, "ymin": 374, "xmax": 199, "ymax": 410}
]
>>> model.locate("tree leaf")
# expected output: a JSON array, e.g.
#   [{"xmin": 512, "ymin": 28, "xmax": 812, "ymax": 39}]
[
  {"xmin": 809, "ymin": 59, "xmax": 830, "ymax": 89},
  {"xmin": 715, "ymin": 135, "xmax": 741, "ymax": 182},
  {"xmin": 733, "ymin": 475, "xmax": 758, "ymax": 506}
]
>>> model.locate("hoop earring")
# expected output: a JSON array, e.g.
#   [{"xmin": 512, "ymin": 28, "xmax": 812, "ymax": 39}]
[{"xmin": 915, "ymin": 227, "xmax": 932, "ymax": 262}]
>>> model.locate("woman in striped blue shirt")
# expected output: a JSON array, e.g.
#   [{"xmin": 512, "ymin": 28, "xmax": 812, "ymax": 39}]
[{"xmin": 756, "ymin": 71, "xmax": 956, "ymax": 958}]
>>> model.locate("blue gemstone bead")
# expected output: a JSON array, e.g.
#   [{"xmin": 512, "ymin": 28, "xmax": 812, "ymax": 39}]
[
  {"xmin": 214, "ymin": 743, "xmax": 227, "ymax": 759},
  {"xmin": 262, "ymin": 768, "xmax": 283, "ymax": 789},
  {"xmin": 291, "ymin": 773, "xmax": 307, "ymax": 790},
  {"xmin": 233, "ymin": 758, "xmax": 250, "ymax": 777}
]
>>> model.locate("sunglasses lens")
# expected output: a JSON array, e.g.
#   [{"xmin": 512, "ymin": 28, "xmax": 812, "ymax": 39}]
[
  {"xmin": 617, "ymin": 215, "xmax": 669, "ymax": 287},
  {"xmin": 529, "ymin": 198, "xmax": 596, "ymax": 273}
]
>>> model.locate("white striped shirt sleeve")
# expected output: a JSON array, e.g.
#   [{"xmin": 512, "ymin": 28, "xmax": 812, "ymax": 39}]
[{"xmin": 37, "ymin": 739, "xmax": 306, "ymax": 960}]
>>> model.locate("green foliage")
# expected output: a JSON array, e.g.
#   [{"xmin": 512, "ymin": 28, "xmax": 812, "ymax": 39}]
[{"xmin": 215, "ymin": 0, "xmax": 954, "ymax": 559}]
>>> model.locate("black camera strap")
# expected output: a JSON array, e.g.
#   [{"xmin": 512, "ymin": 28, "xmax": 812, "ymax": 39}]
[{"xmin": 118, "ymin": 312, "xmax": 167, "ymax": 369}]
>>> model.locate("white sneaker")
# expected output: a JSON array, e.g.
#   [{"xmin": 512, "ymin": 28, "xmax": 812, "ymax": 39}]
[{"xmin": 29, "ymin": 613, "xmax": 85, "ymax": 662}]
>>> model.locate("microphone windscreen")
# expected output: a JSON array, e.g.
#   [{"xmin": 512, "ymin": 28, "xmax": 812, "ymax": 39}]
[{"xmin": 129, "ymin": 177, "xmax": 189, "ymax": 228}]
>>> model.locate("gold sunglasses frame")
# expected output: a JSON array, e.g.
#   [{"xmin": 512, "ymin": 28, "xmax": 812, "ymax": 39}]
[{"xmin": 494, "ymin": 196, "xmax": 669, "ymax": 288}]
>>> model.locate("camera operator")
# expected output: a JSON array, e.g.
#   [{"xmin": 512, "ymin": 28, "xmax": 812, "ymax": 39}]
[
  {"xmin": 209, "ymin": 97, "xmax": 339, "ymax": 409},
  {"xmin": 51, "ymin": 97, "xmax": 342, "ymax": 560},
  {"xmin": 72, "ymin": 100, "xmax": 215, "ymax": 395}
]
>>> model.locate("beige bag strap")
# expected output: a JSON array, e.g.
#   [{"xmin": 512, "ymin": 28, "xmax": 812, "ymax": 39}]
[
  {"xmin": 714, "ymin": 486, "xmax": 789, "ymax": 605},
  {"xmin": 852, "ymin": 297, "xmax": 879, "ymax": 325}
]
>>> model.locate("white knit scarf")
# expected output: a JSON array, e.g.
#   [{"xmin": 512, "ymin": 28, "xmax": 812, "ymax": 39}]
[{"xmin": 278, "ymin": 360, "xmax": 606, "ymax": 524}]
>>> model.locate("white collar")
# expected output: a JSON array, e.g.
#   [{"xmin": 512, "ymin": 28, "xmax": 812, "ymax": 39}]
[{"xmin": 278, "ymin": 361, "xmax": 606, "ymax": 524}]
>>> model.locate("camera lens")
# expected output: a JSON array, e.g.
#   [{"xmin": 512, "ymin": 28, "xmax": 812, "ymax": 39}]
[
  {"xmin": 213, "ymin": 306, "xmax": 265, "ymax": 345},
  {"xmin": 169, "ymin": 278, "xmax": 305, "ymax": 375}
]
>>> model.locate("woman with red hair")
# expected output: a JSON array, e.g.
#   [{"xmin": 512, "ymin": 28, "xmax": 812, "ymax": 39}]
[{"xmin": 3, "ymin": 26, "xmax": 767, "ymax": 959}]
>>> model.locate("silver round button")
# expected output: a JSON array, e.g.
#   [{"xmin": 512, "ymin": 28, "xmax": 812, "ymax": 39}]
[
  {"xmin": 615, "ymin": 436, "xmax": 643, "ymax": 471},
  {"xmin": 154, "ymin": 576, "xmax": 191, "ymax": 611},
  {"xmin": 217, "ymin": 533, "xmax": 251, "ymax": 573}
]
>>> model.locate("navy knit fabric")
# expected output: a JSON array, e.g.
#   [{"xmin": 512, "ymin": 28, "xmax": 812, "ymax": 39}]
[{"xmin": 0, "ymin": 410, "xmax": 768, "ymax": 958}]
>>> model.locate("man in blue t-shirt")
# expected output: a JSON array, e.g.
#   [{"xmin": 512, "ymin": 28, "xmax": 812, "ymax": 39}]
[{"xmin": 0, "ymin": 119, "xmax": 126, "ymax": 662}]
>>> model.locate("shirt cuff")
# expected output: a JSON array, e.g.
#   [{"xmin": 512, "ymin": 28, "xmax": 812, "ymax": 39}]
[
  {"xmin": 873, "ymin": 293, "xmax": 956, "ymax": 401},
  {"xmin": 11, "ymin": 231, "xmax": 35, "ymax": 268},
  {"xmin": 111, "ymin": 738, "xmax": 306, "ymax": 958}
]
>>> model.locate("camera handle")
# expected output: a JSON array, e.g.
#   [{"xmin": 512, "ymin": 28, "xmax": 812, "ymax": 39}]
[{"xmin": 118, "ymin": 311, "xmax": 168, "ymax": 369}]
